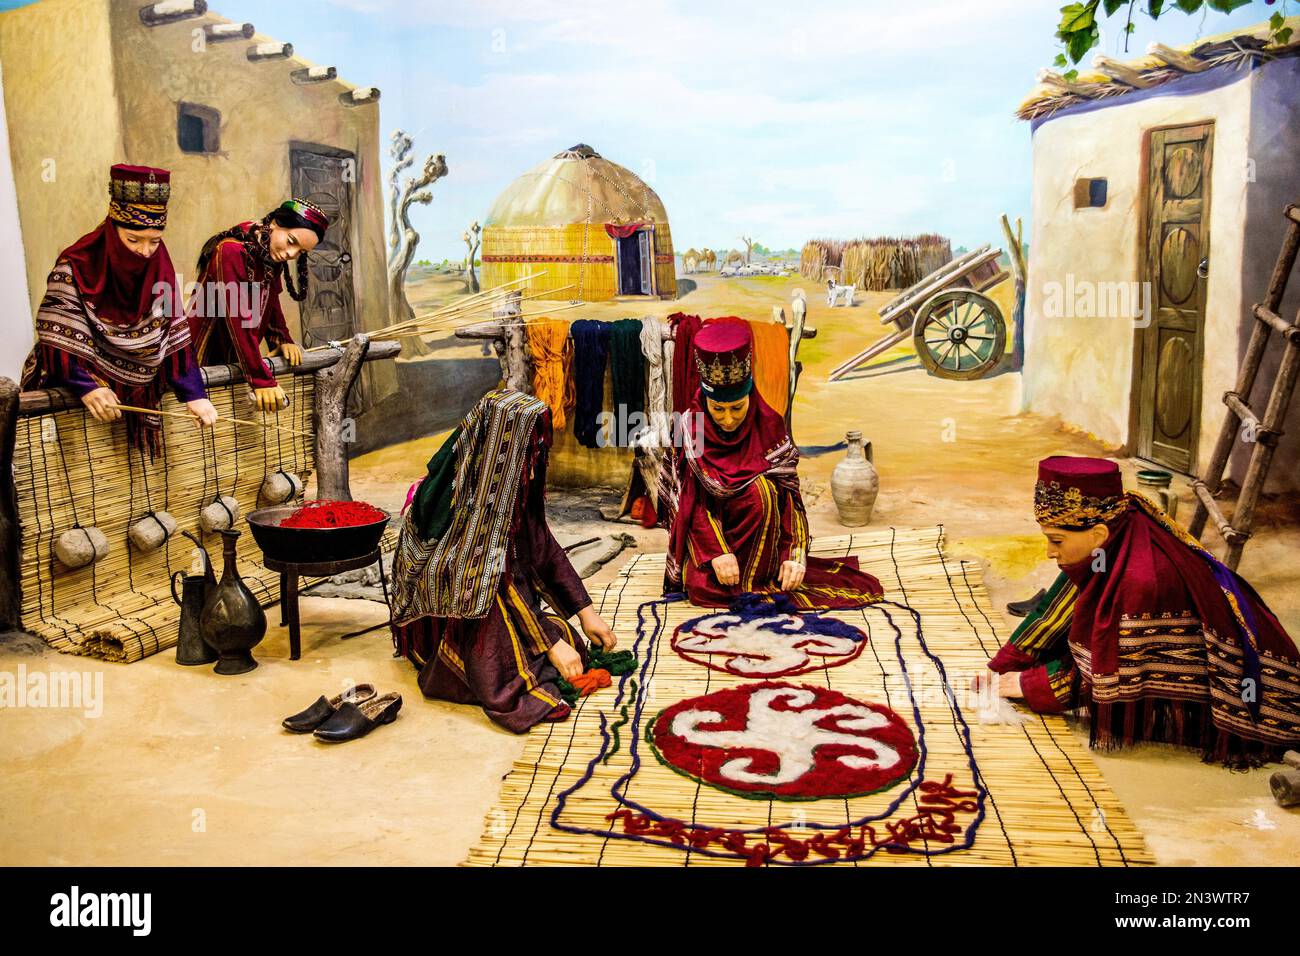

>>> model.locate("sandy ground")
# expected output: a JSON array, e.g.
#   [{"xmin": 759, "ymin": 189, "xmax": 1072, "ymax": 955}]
[{"xmin": 2, "ymin": 270, "xmax": 1296, "ymax": 866}]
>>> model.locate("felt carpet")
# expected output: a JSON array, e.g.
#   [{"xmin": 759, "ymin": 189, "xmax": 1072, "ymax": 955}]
[{"xmin": 465, "ymin": 527, "xmax": 1154, "ymax": 866}]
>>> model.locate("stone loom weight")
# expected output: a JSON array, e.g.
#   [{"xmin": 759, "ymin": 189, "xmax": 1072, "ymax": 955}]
[{"xmin": 0, "ymin": 336, "xmax": 399, "ymax": 660}]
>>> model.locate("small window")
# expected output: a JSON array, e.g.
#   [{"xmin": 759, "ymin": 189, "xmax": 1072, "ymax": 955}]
[
  {"xmin": 1074, "ymin": 177, "xmax": 1107, "ymax": 209},
  {"xmin": 177, "ymin": 102, "xmax": 220, "ymax": 154}
]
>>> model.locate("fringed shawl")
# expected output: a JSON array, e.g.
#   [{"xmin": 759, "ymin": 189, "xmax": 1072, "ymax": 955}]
[{"xmin": 390, "ymin": 388, "xmax": 551, "ymax": 622}]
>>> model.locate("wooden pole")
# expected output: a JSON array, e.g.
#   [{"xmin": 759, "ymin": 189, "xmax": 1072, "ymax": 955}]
[
  {"xmin": 313, "ymin": 335, "xmax": 372, "ymax": 502},
  {"xmin": 1000, "ymin": 213, "xmax": 1026, "ymax": 372},
  {"xmin": 494, "ymin": 290, "xmax": 530, "ymax": 392},
  {"xmin": 0, "ymin": 378, "xmax": 19, "ymax": 628}
]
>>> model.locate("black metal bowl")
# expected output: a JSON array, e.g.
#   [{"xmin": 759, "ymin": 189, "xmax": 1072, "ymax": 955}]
[{"xmin": 246, "ymin": 504, "xmax": 391, "ymax": 565}]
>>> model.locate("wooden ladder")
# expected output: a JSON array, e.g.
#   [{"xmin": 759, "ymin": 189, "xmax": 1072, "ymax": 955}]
[{"xmin": 1188, "ymin": 201, "xmax": 1300, "ymax": 570}]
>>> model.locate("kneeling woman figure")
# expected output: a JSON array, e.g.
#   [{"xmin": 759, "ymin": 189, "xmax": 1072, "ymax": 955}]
[
  {"xmin": 660, "ymin": 321, "xmax": 883, "ymax": 610},
  {"xmin": 389, "ymin": 388, "xmax": 618, "ymax": 733},
  {"xmin": 987, "ymin": 456, "xmax": 1300, "ymax": 765}
]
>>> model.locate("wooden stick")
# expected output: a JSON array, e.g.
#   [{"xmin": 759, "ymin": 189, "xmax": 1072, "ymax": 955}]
[{"xmin": 111, "ymin": 403, "xmax": 312, "ymax": 438}]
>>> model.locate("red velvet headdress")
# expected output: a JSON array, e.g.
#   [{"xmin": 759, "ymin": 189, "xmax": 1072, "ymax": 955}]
[
  {"xmin": 107, "ymin": 164, "xmax": 171, "ymax": 228},
  {"xmin": 1033, "ymin": 456, "xmax": 1126, "ymax": 529},
  {"xmin": 693, "ymin": 321, "xmax": 753, "ymax": 402}
]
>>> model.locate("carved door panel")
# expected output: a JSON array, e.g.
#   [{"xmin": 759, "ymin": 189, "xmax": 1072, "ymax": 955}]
[
  {"xmin": 289, "ymin": 148, "xmax": 356, "ymax": 348},
  {"xmin": 1137, "ymin": 123, "xmax": 1212, "ymax": 473}
]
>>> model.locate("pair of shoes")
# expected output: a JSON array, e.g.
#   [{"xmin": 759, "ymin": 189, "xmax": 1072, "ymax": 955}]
[
  {"xmin": 1006, "ymin": 588, "xmax": 1047, "ymax": 618},
  {"xmin": 314, "ymin": 693, "xmax": 402, "ymax": 743},
  {"xmin": 282, "ymin": 684, "xmax": 377, "ymax": 733}
]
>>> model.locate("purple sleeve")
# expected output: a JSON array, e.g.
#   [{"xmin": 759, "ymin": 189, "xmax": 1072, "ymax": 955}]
[
  {"xmin": 50, "ymin": 356, "xmax": 100, "ymax": 398},
  {"xmin": 169, "ymin": 351, "xmax": 208, "ymax": 402}
]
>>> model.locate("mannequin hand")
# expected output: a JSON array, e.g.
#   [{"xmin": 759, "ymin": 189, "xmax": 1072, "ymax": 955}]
[
  {"xmin": 779, "ymin": 560, "xmax": 806, "ymax": 591},
  {"xmin": 253, "ymin": 386, "xmax": 288, "ymax": 412},
  {"xmin": 271, "ymin": 342, "xmax": 304, "ymax": 366},
  {"xmin": 712, "ymin": 553, "xmax": 740, "ymax": 586},
  {"xmin": 185, "ymin": 398, "xmax": 219, "ymax": 428},
  {"xmin": 547, "ymin": 640, "xmax": 583, "ymax": 680},
  {"xmin": 578, "ymin": 605, "xmax": 617, "ymax": 650},
  {"xmin": 81, "ymin": 387, "xmax": 122, "ymax": 423},
  {"xmin": 971, "ymin": 670, "xmax": 1023, "ymax": 699}
]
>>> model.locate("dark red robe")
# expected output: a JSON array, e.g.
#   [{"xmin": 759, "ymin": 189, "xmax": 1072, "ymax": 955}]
[{"xmin": 186, "ymin": 224, "xmax": 294, "ymax": 389}]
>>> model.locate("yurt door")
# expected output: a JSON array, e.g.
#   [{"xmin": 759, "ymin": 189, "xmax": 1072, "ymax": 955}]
[
  {"xmin": 616, "ymin": 228, "xmax": 654, "ymax": 296},
  {"xmin": 1135, "ymin": 122, "xmax": 1213, "ymax": 474},
  {"xmin": 637, "ymin": 229, "xmax": 654, "ymax": 295}
]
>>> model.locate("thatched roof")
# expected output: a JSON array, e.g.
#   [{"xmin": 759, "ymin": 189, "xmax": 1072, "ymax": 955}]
[
  {"xmin": 1017, "ymin": 16, "xmax": 1300, "ymax": 122},
  {"xmin": 484, "ymin": 144, "xmax": 669, "ymax": 228}
]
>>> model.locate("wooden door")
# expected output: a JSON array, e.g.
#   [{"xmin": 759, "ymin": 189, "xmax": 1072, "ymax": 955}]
[
  {"xmin": 289, "ymin": 147, "xmax": 357, "ymax": 349},
  {"xmin": 637, "ymin": 229, "xmax": 653, "ymax": 295},
  {"xmin": 1136, "ymin": 122, "xmax": 1212, "ymax": 473}
]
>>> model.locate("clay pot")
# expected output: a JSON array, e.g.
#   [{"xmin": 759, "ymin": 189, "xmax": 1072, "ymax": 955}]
[
  {"xmin": 830, "ymin": 430, "xmax": 879, "ymax": 527},
  {"xmin": 200, "ymin": 529, "xmax": 267, "ymax": 676}
]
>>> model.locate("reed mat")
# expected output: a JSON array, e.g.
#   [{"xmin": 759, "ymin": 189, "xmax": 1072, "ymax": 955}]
[{"xmin": 466, "ymin": 527, "xmax": 1154, "ymax": 867}]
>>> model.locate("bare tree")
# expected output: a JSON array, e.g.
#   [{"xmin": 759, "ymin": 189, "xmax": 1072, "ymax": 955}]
[
  {"xmin": 741, "ymin": 235, "xmax": 755, "ymax": 265},
  {"xmin": 462, "ymin": 221, "xmax": 482, "ymax": 293},
  {"xmin": 387, "ymin": 129, "xmax": 448, "ymax": 357}
]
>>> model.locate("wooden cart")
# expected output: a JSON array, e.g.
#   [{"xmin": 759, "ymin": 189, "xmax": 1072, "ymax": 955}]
[{"xmin": 828, "ymin": 244, "xmax": 1009, "ymax": 381}]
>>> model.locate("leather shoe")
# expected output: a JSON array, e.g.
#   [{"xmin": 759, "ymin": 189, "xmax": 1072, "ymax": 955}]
[
  {"xmin": 313, "ymin": 692, "xmax": 402, "ymax": 743},
  {"xmin": 282, "ymin": 684, "xmax": 376, "ymax": 733},
  {"xmin": 1006, "ymin": 588, "xmax": 1047, "ymax": 618}
]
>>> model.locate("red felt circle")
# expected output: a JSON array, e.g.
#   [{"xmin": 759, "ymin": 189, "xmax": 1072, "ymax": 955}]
[{"xmin": 648, "ymin": 681, "xmax": 917, "ymax": 801}]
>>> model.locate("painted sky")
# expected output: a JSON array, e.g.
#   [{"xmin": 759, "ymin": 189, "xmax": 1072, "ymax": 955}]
[{"xmin": 194, "ymin": 0, "xmax": 1277, "ymax": 259}]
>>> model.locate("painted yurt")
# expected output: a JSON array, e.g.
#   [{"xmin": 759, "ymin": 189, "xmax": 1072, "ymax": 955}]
[{"xmin": 481, "ymin": 144, "xmax": 676, "ymax": 302}]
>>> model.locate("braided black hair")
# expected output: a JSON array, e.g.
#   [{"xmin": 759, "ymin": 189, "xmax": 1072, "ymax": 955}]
[{"xmin": 196, "ymin": 206, "xmax": 324, "ymax": 303}]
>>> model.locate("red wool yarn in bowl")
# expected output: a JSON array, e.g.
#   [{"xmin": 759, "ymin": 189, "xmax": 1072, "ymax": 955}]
[{"xmin": 280, "ymin": 500, "xmax": 388, "ymax": 529}]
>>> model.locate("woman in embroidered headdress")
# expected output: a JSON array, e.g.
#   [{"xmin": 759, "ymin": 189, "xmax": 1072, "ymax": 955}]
[
  {"xmin": 389, "ymin": 387, "xmax": 619, "ymax": 733},
  {"xmin": 20, "ymin": 164, "xmax": 217, "ymax": 453},
  {"xmin": 985, "ymin": 456, "xmax": 1300, "ymax": 766},
  {"xmin": 658, "ymin": 321, "xmax": 884, "ymax": 610},
  {"xmin": 187, "ymin": 199, "xmax": 328, "ymax": 412}
]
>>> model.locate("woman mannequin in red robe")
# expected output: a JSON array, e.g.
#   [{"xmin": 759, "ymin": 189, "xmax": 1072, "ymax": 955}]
[
  {"xmin": 187, "ymin": 199, "xmax": 327, "ymax": 411},
  {"xmin": 21, "ymin": 163, "xmax": 216, "ymax": 453},
  {"xmin": 659, "ymin": 321, "xmax": 883, "ymax": 610}
]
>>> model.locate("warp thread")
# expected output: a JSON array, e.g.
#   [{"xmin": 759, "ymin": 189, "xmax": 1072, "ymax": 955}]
[{"xmin": 570, "ymin": 319, "xmax": 611, "ymax": 448}]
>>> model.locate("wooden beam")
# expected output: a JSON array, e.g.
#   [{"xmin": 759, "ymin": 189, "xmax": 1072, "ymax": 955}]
[
  {"xmin": 291, "ymin": 65, "xmax": 337, "ymax": 84},
  {"xmin": 17, "ymin": 340, "xmax": 401, "ymax": 417},
  {"xmin": 204, "ymin": 22, "xmax": 254, "ymax": 43},
  {"xmin": 139, "ymin": 1, "xmax": 207, "ymax": 26},
  {"xmin": 1034, "ymin": 68, "xmax": 1094, "ymax": 96},
  {"xmin": 1092, "ymin": 54, "xmax": 1154, "ymax": 88},
  {"xmin": 247, "ymin": 41, "xmax": 293, "ymax": 62},
  {"xmin": 1145, "ymin": 41, "xmax": 1210, "ymax": 73},
  {"xmin": 340, "ymin": 87, "xmax": 381, "ymax": 107}
]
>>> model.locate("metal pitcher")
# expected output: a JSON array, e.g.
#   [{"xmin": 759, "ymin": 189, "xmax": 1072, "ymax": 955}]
[{"xmin": 173, "ymin": 531, "xmax": 218, "ymax": 666}]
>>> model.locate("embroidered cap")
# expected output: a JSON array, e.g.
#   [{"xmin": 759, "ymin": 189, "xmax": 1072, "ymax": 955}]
[
  {"xmin": 694, "ymin": 320, "xmax": 753, "ymax": 403},
  {"xmin": 107, "ymin": 164, "xmax": 171, "ymax": 229},
  {"xmin": 1034, "ymin": 456, "xmax": 1127, "ymax": 529},
  {"xmin": 279, "ymin": 198, "xmax": 329, "ymax": 235}
]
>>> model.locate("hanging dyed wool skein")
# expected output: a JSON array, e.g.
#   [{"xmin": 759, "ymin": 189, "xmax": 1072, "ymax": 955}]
[{"xmin": 51, "ymin": 414, "xmax": 110, "ymax": 570}]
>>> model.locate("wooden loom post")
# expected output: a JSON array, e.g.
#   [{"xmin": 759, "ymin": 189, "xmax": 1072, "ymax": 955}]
[
  {"xmin": 494, "ymin": 290, "xmax": 530, "ymax": 391},
  {"xmin": 313, "ymin": 335, "xmax": 372, "ymax": 502},
  {"xmin": 0, "ymin": 377, "xmax": 19, "ymax": 628}
]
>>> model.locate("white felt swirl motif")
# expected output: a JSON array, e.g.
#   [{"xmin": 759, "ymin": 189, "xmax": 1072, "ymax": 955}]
[
  {"xmin": 670, "ymin": 687, "xmax": 900, "ymax": 786},
  {"xmin": 673, "ymin": 610, "xmax": 865, "ymax": 677}
]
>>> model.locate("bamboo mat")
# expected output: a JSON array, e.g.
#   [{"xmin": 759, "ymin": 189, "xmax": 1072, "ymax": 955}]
[
  {"xmin": 466, "ymin": 527, "xmax": 1154, "ymax": 867},
  {"xmin": 13, "ymin": 375, "xmax": 316, "ymax": 663}
]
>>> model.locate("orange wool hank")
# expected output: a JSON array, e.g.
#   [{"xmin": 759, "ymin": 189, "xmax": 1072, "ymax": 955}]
[
  {"xmin": 746, "ymin": 319, "xmax": 790, "ymax": 417},
  {"xmin": 526, "ymin": 318, "xmax": 576, "ymax": 430},
  {"xmin": 569, "ymin": 669, "xmax": 612, "ymax": 697}
]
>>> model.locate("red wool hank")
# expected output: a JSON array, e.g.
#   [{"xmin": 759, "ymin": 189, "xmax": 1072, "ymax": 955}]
[{"xmin": 281, "ymin": 499, "xmax": 387, "ymax": 529}]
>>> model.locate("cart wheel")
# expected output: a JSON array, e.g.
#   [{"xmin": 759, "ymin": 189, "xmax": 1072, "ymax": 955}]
[{"xmin": 913, "ymin": 290, "xmax": 1006, "ymax": 380}]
